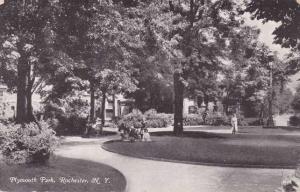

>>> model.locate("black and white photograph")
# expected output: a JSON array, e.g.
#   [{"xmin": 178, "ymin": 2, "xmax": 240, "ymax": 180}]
[{"xmin": 0, "ymin": 0, "xmax": 300, "ymax": 191}]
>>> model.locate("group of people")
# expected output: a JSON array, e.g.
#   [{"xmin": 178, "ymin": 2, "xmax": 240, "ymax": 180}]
[{"xmin": 119, "ymin": 125, "xmax": 151, "ymax": 142}]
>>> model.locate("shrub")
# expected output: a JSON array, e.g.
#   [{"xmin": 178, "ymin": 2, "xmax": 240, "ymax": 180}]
[
  {"xmin": 183, "ymin": 114, "xmax": 203, "ymax": 126},
  {"xmin": 118, "ymin": 109, "xmax": 173, "ymax": 129},
  {"xmin": 118, "ymin": 109, "xmax": 144, "ymax": 129},
  {"xmin": 288, "ymin": 115, "xmax": 300, "ymax": 126},
  {"xmin": 246, "ymin": 118, "xmax": 263, "ymax": 126},
  {"xmin": 277, "ymin": 175, "xmax": 300, "ymax": 192},
  {"xmin": 238, "ymin": 115, "xmax": 249, "ymax": 126},
  {"xmin": 144, "ymin": 109, "xmax": 173, "ymax": 128},
  {"xmin": 0, "ymin": 121, "xmax": 59, "ymax": 164},
  {"xmin": 205, "ymin": 112, "xmax": 230, "ymax": 126},
  {"xmin": 43, "ymin": 97, "xmax": 89, "ymax": 135}
]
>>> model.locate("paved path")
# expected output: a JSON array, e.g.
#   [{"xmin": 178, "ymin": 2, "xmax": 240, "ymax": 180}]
[{"xmin": 55, "ymin": 135, "xmax": 295, "ymax": 192}]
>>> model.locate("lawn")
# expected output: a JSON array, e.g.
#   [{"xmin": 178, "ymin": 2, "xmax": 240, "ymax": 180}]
[
  {"xmin": 0, "ymin": 155, "xmax": 126, "ymax": 192},
  {"xmin": 103, "ymin": 130, "xmax": 300, "ymax": 168}
]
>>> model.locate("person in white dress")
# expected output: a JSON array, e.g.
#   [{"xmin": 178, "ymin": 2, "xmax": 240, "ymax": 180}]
[
  {"xmin": 142, "ymin": 129, "xmax": 151, "ymax": 142},
  {"xmin": 231, "ymin": 113, "xmax": 238, "ymax": 134}
]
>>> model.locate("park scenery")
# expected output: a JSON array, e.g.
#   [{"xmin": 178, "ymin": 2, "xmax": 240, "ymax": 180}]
[{"xmin": 1, "ymin": 0, "xmax": 300, "ymax": 192}]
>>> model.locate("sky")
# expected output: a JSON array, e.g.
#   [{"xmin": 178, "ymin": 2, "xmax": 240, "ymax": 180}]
[{"xmin": 243, "ymin": 13, "xmax": 299, "ymax": 93}]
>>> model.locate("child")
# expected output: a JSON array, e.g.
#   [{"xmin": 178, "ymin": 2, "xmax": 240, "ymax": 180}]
[
  {"xmin": 142, "ymin": 129, "xmax": 151, "ymax": 142},
  {"xmin": 119, "ymin": 124, "xmax": 129, "ymax": 141},
  {"xmin": 231, "ymin": 113, "xmax": 238, "ymax": 134}
]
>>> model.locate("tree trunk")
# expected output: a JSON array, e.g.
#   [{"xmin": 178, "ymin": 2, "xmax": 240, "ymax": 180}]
[
  {"xmin": 101, "ymin": 90, "xmax": 107, "ymax": 130},
  {"xmin": 89, "ymin": 80, "xmax": 95, "ymax": 123},
  {"xmin": 26, "ymin": 90, "xmax": 35, "ymax": 122},
  {"xmin": 16, "ymin": 55, "xmax": 28, "ymax": 124},
  {"xmin": 26, "ymin": 66, "xmax": 35, "ymax": 123},
  {"xmin": 112, "ymin": 93, "xmax": 116, "ymax": 120},
  {"xmin": 173, "ymin": 72, "xmax": 184, "ymax": 136},
  {"xmin": 259, "ymin": 102, "xmax": 264, "ymax": 125}
]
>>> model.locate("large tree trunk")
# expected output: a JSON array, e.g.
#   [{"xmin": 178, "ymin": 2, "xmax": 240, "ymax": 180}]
[
  {"xmin": 16, "ymin": 55, "xmax": 28, "ymax": 124},
  {"xmin": 26, "ymin": 65, "xmax": 36, "ymax": 123},
  {"xmin": 173, "ymin": 71, "xmax": 184, "ymax": 136},
  {"xmin": 89, "ymin": 80, "xmax": 95, "ymax": 123},
  {"xmin": 26, "ymin": 90, "xmax": 35, "ymax": 122}
]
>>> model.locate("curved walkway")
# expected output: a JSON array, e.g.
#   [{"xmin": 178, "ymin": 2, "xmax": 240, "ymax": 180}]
[{"xmin": 55, "ymin": 135, "xmax": 295, "ymax": 192}]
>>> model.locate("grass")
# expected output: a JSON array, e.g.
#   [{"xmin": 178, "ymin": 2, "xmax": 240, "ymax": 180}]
[
  {"xmin": 0, "ymin": 155, "xmax": 126, "ymax": 192},
  {"xmin": 103, "ymin": 130, "xmax": 300, "ymax": 168}
]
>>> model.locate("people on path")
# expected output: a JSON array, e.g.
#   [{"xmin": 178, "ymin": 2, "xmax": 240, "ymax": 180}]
[{"xmin": 231, "ymin": 113, "xmax": 238, "ymax": 134}]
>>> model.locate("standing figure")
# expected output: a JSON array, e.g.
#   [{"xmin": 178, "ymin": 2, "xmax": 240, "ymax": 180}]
[
  {"xmin": 142, "ymin": 129, "xmax": 151, "ymax": 142},
  {"xmin": 231, "ymin": 113, "xmax": 238, "ymax": 134}
]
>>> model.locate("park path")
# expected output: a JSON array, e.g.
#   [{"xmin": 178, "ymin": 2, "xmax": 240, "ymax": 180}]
[{"xmin": 55, "ymin": 134, "xmax": 295, "ymax": 192}]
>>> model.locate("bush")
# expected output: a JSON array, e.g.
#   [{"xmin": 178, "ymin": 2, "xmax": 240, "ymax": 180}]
[
  {"xmin": 238, "ymin": 115, "xmax": 249, "ymax": 126},
  {"xmin": 144, "ymin": 109, "xmax": 173, "ymax": 128},
  {"xmin": 183, "ymin": 114, "xmax": 203, "ymax": 126},
  {"xmin": 118, "ymin": 109, "xmax": 173, "ymax": 129},
  {"xmin": 205, "ymin": 112, "xmax": 230, "ymax": 126},
  {"xmin": 0, "ymin": 121, "xmax": 59, "ymax": 164},
  {"xmin": 43, "ymin": 97, "xmax": 89, "ymax": 135},
  {"xmin": 289, "ymin": 115, "xmax": 300, "ymax": 126},
  {"xmin": 277, "ymin": 175, "xmax": 300, "ymax": 192},
  {"xmin": 118, "ymin": 109, "xmax": 144, "ymax": 129}
]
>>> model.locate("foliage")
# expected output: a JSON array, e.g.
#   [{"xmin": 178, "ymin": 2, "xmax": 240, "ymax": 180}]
[
  {"xmin": 144, "ymin": 109, "xmax": 173, "ymax": 128},
  {"xmin": 183, "ymin": 114, "xmax": 203, "ymax": 126},
  {"xmin": 245, "ymin": 0, "xmax": 300, "ymax": 50},
  {"xmin": 276, "ymin": 175, "xmax": 300, "ymax": 192},
  {"xmin": 118, "ymin": 109, "xmax": 144, "ymax": 129},
  {"xmin": 288, "ymin": 116, "xmax": 300, "ymax": 127},
  {"xmin": 291, "ymin": 86, "xmax": 300, "ymax": 113},
  {"xmin": 119, "ymin": 109, "xmax": 173, "ymax": 129},
  {"xmin": 0, "ymin": 121, "xmax": 59, "ymax": 164},
  {"xmin": 43, "ymin": 94, "xmax": 89, "ymax": 135},
  {"xmin": 206, "ymin": 112, "xmax": 230, "ymax": 126},
  {"xmin": 245, "ymin": 0, "xmax": 300, "ymax": 80},
  {"xmin": 0, "ymin": 0, "xmax": 61, "ymax": 123}
]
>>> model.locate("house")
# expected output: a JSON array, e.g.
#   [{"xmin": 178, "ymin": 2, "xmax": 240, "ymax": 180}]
[
  {"xmin": 183, "ymin": 97, "xmax": 219, "ymax": 115},
  {"xmin": 72, "ymin": 91, "xmax": 134, "ymax": 122},
  {"xmin": 0, "ymin": 84, "xmax": 41, "ymax": 120},
  {"xmin": 95, "ymin": 94, "xmax": 134, "ymax": 121},
  {"xmin": 0, "ymin": 84, "xmax": 16, "ymax": 119}
]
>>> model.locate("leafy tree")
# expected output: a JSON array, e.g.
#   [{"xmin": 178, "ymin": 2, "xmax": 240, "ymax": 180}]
[
  {"xmin": 0, "ymin": 0, "xmax": 59, "ymax": 123},
  {"xmin": 245, "ymin": 0, "xmax": 300, "ymax": 49},
  {"xmin": 168, "ymin": 0, "xmax": 247, "ymax": 135},
  {"xmin": 127, "ymin": 0, "xmax": 259, "ymax": 135},
  {"xmin": 43, "ymin": 1, "xmax": 139, "ymax": 128}
]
